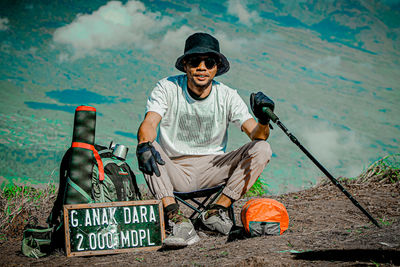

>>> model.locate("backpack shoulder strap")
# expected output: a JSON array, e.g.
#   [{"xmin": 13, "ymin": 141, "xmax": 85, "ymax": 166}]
[
  {"xmin": 126, "ymin": 164, "xmax": 142, "ymax": 200},
  {"xmin": 67, "ymin": 177, "xmax": 93, "ymax": 203},
  {"xmin": 98, "ymin": 149, "xmax": 113, "ymax": 155},
  {"xmin": 101, "ymin": 157, "xmax": 119, "ymax": 166},
  {"xmin": 47, "ymin": 147, "xmax": 72, "ymax": 226}
]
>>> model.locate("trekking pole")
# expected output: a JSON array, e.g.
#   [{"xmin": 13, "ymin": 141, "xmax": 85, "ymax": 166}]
[{"xmin": 263, "ymin": 107, "xmax": 381, "ymax": 228}]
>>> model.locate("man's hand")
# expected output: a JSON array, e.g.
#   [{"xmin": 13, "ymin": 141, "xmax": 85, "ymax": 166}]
[
  {"xmin": 250, "ymin": 92, "xmax": 275, "ymax": 125},
  {"xmin": 136, "ymin": 142, "xmax": 165, "ymax": 177}
]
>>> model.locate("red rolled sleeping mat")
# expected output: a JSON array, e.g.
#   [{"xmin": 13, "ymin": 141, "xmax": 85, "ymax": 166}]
[{"xmin": 64, "ymin": 106, "xmax": 97, "ymax": 204}]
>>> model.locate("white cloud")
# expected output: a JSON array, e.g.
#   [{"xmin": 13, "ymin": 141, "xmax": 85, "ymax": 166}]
[
  {"xmin": 214, "ymin": 32, "xmax": 249, "ymax": 56},
  {"xmin": 301, "ymin": 125, "xmax": 364, "ymax": 178},
  {"xmin": 57, "ymin": 52, "xmax": 71, "ymax": 63},
  {"xmin": 310, "ymin": 55, "xmax": 341, "ymax": 73},
  {"xmin": 0, "ymin": 17, "xmax": 9, "ymax": 31},
  {"xmin": 160, "ymin": 26, "xmax": 195, "ymax": 54},
  {"xmin": 227, "ymin": 0, "xmax": 261, "ymax": 26},
  {"xmin": 312, "ymin": 55, "xmax": 341, "ymax": 68},
  {"xmin": 156, "ymin": 26, "xmax": 197, "ymax": 65},
  {"xmin": 53, "ymin": 0, "xmax": 173, "ymax": 59}
]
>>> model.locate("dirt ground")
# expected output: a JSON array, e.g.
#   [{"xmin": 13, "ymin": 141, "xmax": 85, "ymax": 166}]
[{"xmin": 1, "ymin": 175, "xmax": 399, "ymax": 266}]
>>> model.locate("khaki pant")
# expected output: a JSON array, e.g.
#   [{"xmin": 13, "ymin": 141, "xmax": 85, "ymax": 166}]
[{"xmin": 144, "ymin": 140, "xmax": 272, "ymax": 201}]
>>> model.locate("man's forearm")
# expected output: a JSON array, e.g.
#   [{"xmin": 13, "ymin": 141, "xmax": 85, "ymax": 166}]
[
  {"xmin": 250, "ymin": 123, "xmax": 270, "ymax": 141},
  {"xmin": 137, "ymin": 111, "xmax": 162, "ymax": 144},
  {"xmin": 242, "ymin": 118, "xmax": 270, "ymax": 141},
  {"xmin": 137, "ymin": 121, "xmax": 158, "ymax": 144}
]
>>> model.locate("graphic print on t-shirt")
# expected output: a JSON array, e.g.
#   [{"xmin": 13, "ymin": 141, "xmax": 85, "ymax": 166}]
[{"xmin": 177, "ymin": 113, "xmax": 214, "ymax": 147}]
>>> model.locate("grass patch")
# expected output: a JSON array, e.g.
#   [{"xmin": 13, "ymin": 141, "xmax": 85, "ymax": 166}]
[
  {"xmin": 357, "ymin": 154, "xmax": 400, "ymax": 184},
  {"xmin": 244, "ymin": 178, "xmax": 269, "ymax": 197},
  {"xmin": 0, "ymin": 182, "xmax": 57, "ymax": 240},
  {"xmin": 378, "ymin": 217, "xmax": 395, "ymax": 226}
]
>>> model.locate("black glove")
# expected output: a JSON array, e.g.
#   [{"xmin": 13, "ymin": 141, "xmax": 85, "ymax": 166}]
[
  {"xmin": 250, "ymin": 92, "xmax": 275, "ymax": 125},
  {"xmin": 136, "ymin": 142, "xmax": 165, "ymax": 177}
]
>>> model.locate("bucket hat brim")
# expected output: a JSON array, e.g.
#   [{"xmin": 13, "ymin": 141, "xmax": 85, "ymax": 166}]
[{"xmin": 175, "ymin": 47, "xmax": 230, "ymax": 76}]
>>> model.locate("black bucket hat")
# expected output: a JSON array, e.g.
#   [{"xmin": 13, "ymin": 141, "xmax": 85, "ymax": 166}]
[{"xmin": 175, "ymin": 32, "xmax": 230, "ymax": 76}]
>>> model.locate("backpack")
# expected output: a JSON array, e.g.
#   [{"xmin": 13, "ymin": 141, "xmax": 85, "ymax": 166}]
[
  {"xmin": 241, "ymin": 198, "xmax": 289, "ymax": 236},
  {"xmin": 22, "ymin": 143, "xmax": 141, "ymax": 258},
  {"xmin": 91, "ymin": 144, "xmax": 141, "ymax": 203}
]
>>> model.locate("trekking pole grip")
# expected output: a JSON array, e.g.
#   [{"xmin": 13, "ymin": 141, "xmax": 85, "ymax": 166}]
[{"xmin": 262, "ymin": 107, "xmax": 279, "ymax": 123}]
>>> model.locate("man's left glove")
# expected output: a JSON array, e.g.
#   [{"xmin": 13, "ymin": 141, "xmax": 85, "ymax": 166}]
[
  {"xmin": 136, "ymin": 142, "xmax": 165, "ymax": 177},
  {"xmin": 250, "ymin": 92, "xmax": 275, "ymax": 125}
]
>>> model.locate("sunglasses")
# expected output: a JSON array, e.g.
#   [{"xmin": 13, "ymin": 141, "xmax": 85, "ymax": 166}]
[{"xmin": 186, "ymin": 56, "xmax": 218, "ymax": 69}]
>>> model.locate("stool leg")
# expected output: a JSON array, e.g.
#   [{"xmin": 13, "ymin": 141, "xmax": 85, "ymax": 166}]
[{"xmin": 228, "ymin": 205, "xmax": 236, "ymax": 226}]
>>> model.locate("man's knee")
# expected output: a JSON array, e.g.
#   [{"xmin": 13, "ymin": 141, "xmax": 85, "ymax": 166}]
[{"xmin": 249, "ymin": 140, "xmax": 272, "ymax": 166}]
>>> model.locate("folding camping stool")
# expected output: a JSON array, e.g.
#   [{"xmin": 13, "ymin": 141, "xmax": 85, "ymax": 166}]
[{"xmin": 173, "ymin": 185, "xmax": 236, "ymax": 228}]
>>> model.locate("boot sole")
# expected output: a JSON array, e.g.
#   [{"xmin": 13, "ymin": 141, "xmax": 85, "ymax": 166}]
[
  {"xmin": 187, "ymin": 233, "xmax": 200, "ymax": 245},
  {"xmin": 163, "ymin": 234, "xmax": 200, "ymax": 248}
]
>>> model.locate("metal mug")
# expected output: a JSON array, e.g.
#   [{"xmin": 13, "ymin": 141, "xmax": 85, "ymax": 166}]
[{"xmin": 113, "ymin": 144, "xmax": 129, "ymax": 160}]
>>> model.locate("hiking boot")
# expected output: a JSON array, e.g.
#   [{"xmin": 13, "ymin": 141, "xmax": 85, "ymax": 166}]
[
  {"xmin": 163, "ymin": 211, "xmax": 200, "ymax": 248},
  {"xmin": 163, "ymin": 221, "xmax": 200, "ymax": 248},
  {"xmin": 201, "ymin": 208, "xmax": 233, "ymax": 235}
]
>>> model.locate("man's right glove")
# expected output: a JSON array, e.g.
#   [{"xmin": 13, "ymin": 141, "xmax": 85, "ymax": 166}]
[
  {"xmin": 250, "ymin": 92, "xmax": 275, "ymax": 125},
  {"xmin": 136, "ymin": 142, "xmax": 165, "ymax": 177}
]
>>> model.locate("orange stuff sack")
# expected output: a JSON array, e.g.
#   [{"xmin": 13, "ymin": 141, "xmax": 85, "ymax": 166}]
[{"xmin": 241, "ymin": 198, "xmax": 289, "ymax": 236}]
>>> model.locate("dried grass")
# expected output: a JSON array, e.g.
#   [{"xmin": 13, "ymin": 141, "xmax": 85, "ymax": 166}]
[
  {"xmin": 357, "ymin": 154, "xmax": 400, "ymax": 185},
  {"xmin": 0, "ymin": 182, "xmax": 57, "ymax": 241}
]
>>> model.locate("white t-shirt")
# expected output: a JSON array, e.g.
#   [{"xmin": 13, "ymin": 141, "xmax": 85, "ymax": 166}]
[{"xmin": 145, "ymin": 74, "xmax": 253, "ymax": 157}]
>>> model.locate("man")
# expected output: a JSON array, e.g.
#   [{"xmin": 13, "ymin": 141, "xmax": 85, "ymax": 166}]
[{"xmin": 136, "ymin": 32, "xmax": 274, "ymax": 248}]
